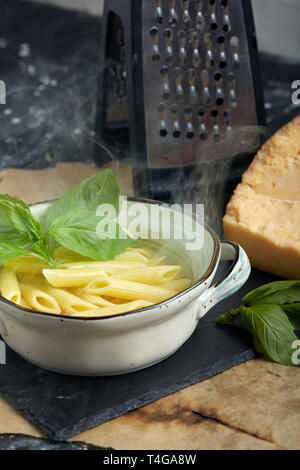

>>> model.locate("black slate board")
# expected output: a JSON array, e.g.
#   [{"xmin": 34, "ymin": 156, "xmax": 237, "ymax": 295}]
[
  {"xmin": 0, "ymin": 434, "xmax": 110, "ymax": 450},
  {"xmin": 0, "ymin": 268, "xmax": 281, "ymax": 442}
]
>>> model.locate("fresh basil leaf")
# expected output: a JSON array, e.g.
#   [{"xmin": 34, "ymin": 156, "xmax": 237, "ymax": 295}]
[
  {"xmin": 240, "ymin": 304, "xmax": 298, "ymax": 366},
  {"xmin": 0, "ymin": 242, "xmax": 44, "ymax": 263},
  {"xmin": 0, "ymin": 194, "xmax": 42, "ymax": 244},
  {"xmin": 243, "ymin": 281, "xmax": 300, "ymax": 307},
  {"xmin": 215, "ymin": 308, "xmax": 242, "ymax": 324},
  {"xmin": 49, "ymin": 210, "xmax": 135, "ymax": 261},
  {"xmin": 46, "ymin": 170, "xmax": 121, "ymax": 228},
  {"xmin": 281, "ymin": 304, "xmax": 300, "ymax": 330}
]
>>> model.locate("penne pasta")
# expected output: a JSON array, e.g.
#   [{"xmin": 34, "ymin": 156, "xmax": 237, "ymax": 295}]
[
  {"xmin": 2, "ymin": 242, "xmax": 192, "ymax": 318},
  {"xmin": 0, "ymin": 267, "xmax": 21, "ymax": 304},
  {"xmin": 59, "ymin": 261, "xmax": 146, "ymax": 271},
  {"xmin": 163, "ymin": 278, "xmax": 192, "ymax": 291},
  {"xmin": 85, "ymin": 277, "xmax": 176, "ymax": 303},
  {"xmin": 70, "ymin": 300, "xmax": 153, "ymax": 318},
  {"xmin": 125, "ymin": 247, "xmax": 154, "ymax": 258},
  {"xmin": 70, "ymin": 288, "xmax": 114, "ymax": 307},
  {"xmin": 110, "ymin": 265, "xmax": 181, "ymax": 285},
  {"xmin": 19, "ymin": 297, "xmax": 32, "ymax": 309},
  {"xmin": 19, "ymin": 282, "xmax": 61, "ymax": 314},
  {"xmin": 40, "ymin": 285, "xmax": 102, "ymax": 315},
  {"xmin": 146, "ymin": 256, "xmax": 167, "ymax": 266},
  {"xmin": 113, "ymin": 252, "xmax": 149, "ymax": 263},
  {"xmin": 42, "ymin": 268, "xmax": 109, "ymax": 288}
]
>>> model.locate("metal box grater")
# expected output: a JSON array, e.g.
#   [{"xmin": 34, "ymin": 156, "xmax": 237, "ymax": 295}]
[{"xmin": 95, "ymin": 0, "xmax": 265, "ymax": 199}]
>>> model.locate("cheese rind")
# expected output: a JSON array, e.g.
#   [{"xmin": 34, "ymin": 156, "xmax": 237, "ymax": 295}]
[{"xmin": 223, "ymin": 117, "xmax": 300, "ymax": 280}]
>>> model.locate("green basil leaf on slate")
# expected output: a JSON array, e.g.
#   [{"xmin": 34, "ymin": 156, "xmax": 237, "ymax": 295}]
[
  {"xmin": 215, "ymin": 308, "xmax": 242, "ymax": 324},
  {"xmin": 243, "ymin": 281, "xmax": 300, "ymax": 307},
  {"xmin": 240, "ymin": 304, "xmax": 298, "ymax": 367},
  {"xmin": 281, "ymin": 303, "xmax": 300, "ymax": 330}
]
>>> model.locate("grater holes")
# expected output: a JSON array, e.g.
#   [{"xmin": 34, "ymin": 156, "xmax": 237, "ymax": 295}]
[
  {"xmin": 214, "ymin": 72, "xmax": 222, "ymax": 82},
  {"xmin": 184, "ymin": 106, "xmax": 194, "ymax": 139},
  {"xmin": 223, "ymin": 24, "xmax": 231, "ymax": 33},
  {"xmin": 160, "ymin": 65, "xmax": 168, "ymax": 76},
  {"xmin": 230, "ymin": 36, "xmax": 240, "ymax": 70},
  {"xmin": 164, "ymin": 28, "xmax": 172, "ymax": 39},
  {"xmin": 210, "ymin": 23, "xmax": 218, "ymax": 31},
  {"xmin": 150, "ymin": 27, "xmax": 160, "ymax": 62},
  {"xmin": 227, "ymin": 72, "xmax": 235, "ymax": 82},
  {"xmin": 157, "ymin": 103, "xmax": 168, "ymax": 137},
  {"xmin": 219, "ymin": 60, "xmax": 227, "ymax": 69},
  {"xmin": 200, "ymin": 133, "xmax": 208, "ymax": 140},
  {"xmin": 160, "ymin": 66, "xmax": 171, "ymax": 100},
  {"xmin": 170, "ymin": 104, "xmax": 181, "ymax": 138},
  {"xmin": 224, "ymin": 109, "xmax": 231, "ymax": 120},
  {"xmin": 221, "ymin": 0, "xmax": 229, "ymax": 6},
  {"xmin": 217, "ymin": 35, "xmax": 225, "ymax": 45},
  {"xmin": 184, "ymin": 106, "xmax": 193, "ymax": 116},
  {"xmin": 186, "ymin": 131, "xmax": 194, "ymax": 139},
  {"xmin": 230, "ymin": 36, "xmax": 239, "ymax": 48},
  {"xmin": 154, "ymin": 0, "xmax": 163, "ymax": 24},
  {"xmin": 197, "ymin": 107, "xmax": 205, "ymax": 117},
  {"xmin": 168, "ymin": 0, "xmax": 178, "ymax": 27},
  {"xmin": 164, "ymin": 28, "xmax": 174, "ymax": 64},
  {"xmin": 211, "ymin": 109, "xmax": 218, "ymax": 118},
  {"xmin": 216, "ymin": 97, "xmax": 224, "ymax": 106},
  {"xmin": 150, "ymin": 27, "xmax": 159, "ymax": 37}
]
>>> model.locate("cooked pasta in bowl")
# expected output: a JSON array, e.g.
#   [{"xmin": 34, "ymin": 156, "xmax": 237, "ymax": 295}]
[{"xmin": 0, "ymin": 199, "xmax": 251, "ymax": 375}]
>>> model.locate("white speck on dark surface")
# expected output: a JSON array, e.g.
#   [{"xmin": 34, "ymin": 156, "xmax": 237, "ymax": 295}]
[
  {"xmin": 3, "ymin": 108, "xmax": 12, "ymax": 115},
  {"xmin": 11, "ymin": 117, "xmax": 21, "ymax": 125},
  {"xmin": 18, "ymin": 43, "xmax": 31, "ymax": 58},
  {"xmin": 27, "ymin": 65, "xmax": 36, "ymax": 76},
  {"xmin": 0, "ymin": 38, "xmax": 7, "ymax": 49}
]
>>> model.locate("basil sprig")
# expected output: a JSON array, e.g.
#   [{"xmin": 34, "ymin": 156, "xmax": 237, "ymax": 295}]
[
  {"xmin": 216, "ymin": 281, "xmax": 300, "ymax": 367},
  {"xmin": 0, "ymin": 170, "xmax": 135, "ymax": 267}
]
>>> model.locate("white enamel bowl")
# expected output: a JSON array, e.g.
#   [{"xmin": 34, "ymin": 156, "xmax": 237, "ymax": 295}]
[{"xmin": 0, "ymin": 199, "xmax": 251, "ymax": 376}]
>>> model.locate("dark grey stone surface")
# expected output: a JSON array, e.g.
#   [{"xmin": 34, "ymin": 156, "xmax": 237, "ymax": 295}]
[{"xmin": 0, "ymin": 433, "xmax": 111, "ymax": 450}]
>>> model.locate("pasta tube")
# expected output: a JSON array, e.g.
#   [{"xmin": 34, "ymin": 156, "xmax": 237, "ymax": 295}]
[
  {"xmin": 70, "ymin": 288, "xmax": 114, "ymax": 307},
  {"xmin": 19, "ymin": 283, "xmax": 61, "ymax": 314},
  {"xmin": 42, "ymin": 268, "xmax": 109, "ymax": 288},
  {"xmin": 113, "ymin": 252, "xmax": 149, "ymax": 263},
  {"xmin": 59, "ymin": 261, "xmax": 145, "ymax": 271},
  {"xmin": 41, "ymin": 285, "xmax": 102, "ymax": 315},
  {"xmin": 19, "ymin": 297, "xmax": 31, "ymax": 309},
  {"xmin": 147, "ymin": 256, "xmax": 167, "ymax": 266},
  {"xmin": 0, "ymin": 267, "xmax": 21, "ymax": 304},
  {"xmin": 85, "ymin": 278, "xmax": 176, "ymax": 303},
  {"xmin": 110, "ymin": 265, "xmax": 181, "ymax": 285},
  {"xmin": 164, "ymin": 278, "xmax": 192, "ymax": 291},
  {"xmin": 70, "ymin": 300, "xmax": 153, "ymax": 318}
]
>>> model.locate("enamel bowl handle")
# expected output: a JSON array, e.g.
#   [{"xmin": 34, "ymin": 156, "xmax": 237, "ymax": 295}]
[{"xmin": 198, "ymin": 241, "xmax": 251, "ymax": 316}]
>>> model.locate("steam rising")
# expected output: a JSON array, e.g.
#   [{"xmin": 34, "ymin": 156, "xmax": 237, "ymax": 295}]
[{"xmin": 184, "ymin": 125, "xmax": 266, "ymax": 234}]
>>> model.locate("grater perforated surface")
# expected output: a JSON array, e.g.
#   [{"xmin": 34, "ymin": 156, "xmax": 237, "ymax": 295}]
[{"xmin": 142, "ymin": 0, "xmax": 260, "ymax": 168}]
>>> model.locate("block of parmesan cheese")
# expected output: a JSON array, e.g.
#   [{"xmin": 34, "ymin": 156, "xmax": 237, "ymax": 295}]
[{"xmin": 223, "ymin": 116, "xmax": 300, "ymax": 279}]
